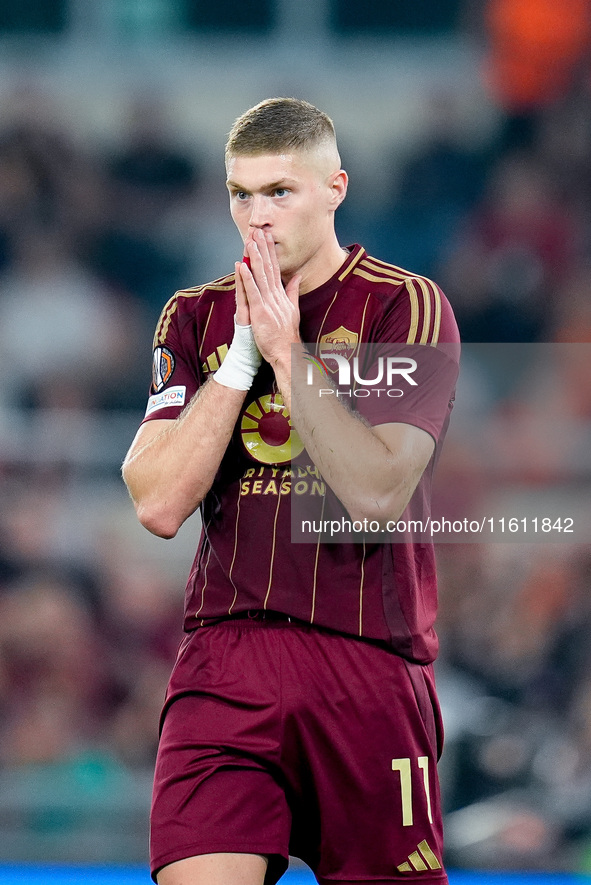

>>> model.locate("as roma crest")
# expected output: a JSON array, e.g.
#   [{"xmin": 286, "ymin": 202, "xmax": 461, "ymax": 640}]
[{"xmin": 318, "ymin": 326, "xmax": 359, "ymax": 364}]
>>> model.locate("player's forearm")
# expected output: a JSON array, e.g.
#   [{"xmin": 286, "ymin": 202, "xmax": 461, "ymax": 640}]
[
  {"xmin": 274, "ymin": 346, "xmax": 421, "ymax": 524},
  {"xmin": 122, "ymin": 378, "xmax": 247, "ymax": 538}
]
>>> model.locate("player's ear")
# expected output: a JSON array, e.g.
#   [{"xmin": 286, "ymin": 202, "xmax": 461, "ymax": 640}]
[{"xmin": 328, "ymin": 169, "xmax": 348, "ymax": 209}]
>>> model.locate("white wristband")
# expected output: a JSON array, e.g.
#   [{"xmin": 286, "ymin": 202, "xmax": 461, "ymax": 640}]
[{"xmin": 213, "ymin": 322, "xmax": 262, "ymax": 390}]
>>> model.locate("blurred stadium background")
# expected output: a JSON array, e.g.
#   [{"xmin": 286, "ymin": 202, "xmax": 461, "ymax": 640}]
[{"xmin": 0, "ymin": 0, "xmax": 591, "ymax": 881}]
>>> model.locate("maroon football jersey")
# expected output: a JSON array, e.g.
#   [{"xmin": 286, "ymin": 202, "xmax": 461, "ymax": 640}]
[{"xmin": 143, "ymin": 245, "xmax": 460, "ymax": 663}]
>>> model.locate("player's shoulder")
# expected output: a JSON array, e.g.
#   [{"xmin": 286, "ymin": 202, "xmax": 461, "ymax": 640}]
[
  {"xmin": 169, "ymin": 270, "xmax": 236, "ymax": 310},
  {"xmin": 153, "ymin": 271, "xmax": 236, "ymax": 346},
  {"xmin": 354, "ymin": 252, "xmax": 440, "ymax": 295},
  {"xmin": 354, "ymin": 252, "xmax": 458, "ymax": 345}
]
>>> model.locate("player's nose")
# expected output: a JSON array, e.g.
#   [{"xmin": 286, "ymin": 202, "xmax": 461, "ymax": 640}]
[{"xmin": 248, "ymin": 195, "xmax": 271, "ymax": 230}]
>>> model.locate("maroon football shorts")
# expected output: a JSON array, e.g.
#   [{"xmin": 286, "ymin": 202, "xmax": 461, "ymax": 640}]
[{"xmin": 150, "ymin": 616, "xmax": 448, "ymax": 884}]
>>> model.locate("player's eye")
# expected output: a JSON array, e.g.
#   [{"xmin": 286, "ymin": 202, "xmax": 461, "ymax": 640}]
[
  {"xmin": 274, "ymin": 188, "xmax": 289, "ymax": 197},
  {"xmin": 235, "ymin": 191, "xmax": 249, "ymax": 201}
]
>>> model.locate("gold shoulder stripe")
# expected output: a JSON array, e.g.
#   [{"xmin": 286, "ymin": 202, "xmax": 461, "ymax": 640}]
[
  {"xmin": 362, "ymin": 255, "xmax": 413, "ymax": 277},
  {"xmin": 360, "ymin": 255, "xmax": 443, "ymax": 346},
  {"xmin": 353, "ymin": 268, "xmax": 405, "ymax": 286},
  {"xmin": 405, "ymin": 277, "xmax": 442, "ymax": 346},
  {"xmin": 360, "ymin": 258, "xmax": 407, "ymax": 281},
  {"xmin": 154, "ymin": 277, "xmax": 235, "ymax": 346},
  {"xmin": 405, "ymin": 279, "xmax": 420, "ymax": 344},
  {"xmin": 413, "ymin": 277, "xmax": 442, "ymax": 346},
  {"xmin": 429, "ymin": 279, "xmax": 442, "ymax": 346},
  {"xmin": 415, "ymin": 277, "xmax": 432, "ymax": 345},
  {"xmin": 177, "ymin": 282, "xmax": 235, "ymax": 297},
  {"xmin": 156, "ymin": 298, "xmax": 181, "ymax": 347},
  {"xmin": 177, "ymin": 270, "xmax": 235, "ymax": 293},
  {"xmin": 154, "ymin": 294, "xmax": 179, "ymax": 348},
  {"xmin": 338, "ymin": 245, "xmax": 365, "ymax": 281}
]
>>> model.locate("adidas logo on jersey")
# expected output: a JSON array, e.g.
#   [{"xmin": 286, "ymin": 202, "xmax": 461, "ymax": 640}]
[
  {"xmin": 397, "ymin": 839, "xmax": 441, "ymax": 873},
  {"xmin": 202, "ymin": 344, "xmax": 229, "ymax": 374}
]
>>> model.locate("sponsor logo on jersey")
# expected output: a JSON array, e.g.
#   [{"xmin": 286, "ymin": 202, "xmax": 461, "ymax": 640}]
[
  {"xmin": 318, "ymin": 326, "xmax": 358, "ymax": 363},
  {"xmin": 145, "ymin": 385, "xmax": 186, "ymax": 417},
  {"xmin": 240, "ymin": 393, "xmax": 304, "ymax": 465},
  {"xmin": 152, "ymin": 345, "xmax": 175, "ymax": 392},
  {"xmin": 239, "ymin": 464, "xmax": 325, "ymax": 497}
]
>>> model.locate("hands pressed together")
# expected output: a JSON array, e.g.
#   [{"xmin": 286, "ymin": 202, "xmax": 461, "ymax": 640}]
[
  {"xmin": 234, "ymin": 228, "xmax": 302, "ymax": 367},
  {"xmin": 214, "ymin": 228, "xmax": 302, "ymax": 392}
]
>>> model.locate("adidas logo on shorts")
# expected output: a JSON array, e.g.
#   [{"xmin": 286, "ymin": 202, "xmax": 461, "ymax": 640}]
[{"xmin": 397, "ymin": 839, "xmax": 442, "ymax": 873}]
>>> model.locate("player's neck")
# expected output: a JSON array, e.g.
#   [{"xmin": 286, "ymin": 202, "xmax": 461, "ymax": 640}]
[{"xmin": 292, "ymin": 237, "xmax": 349, "ymax": 296}]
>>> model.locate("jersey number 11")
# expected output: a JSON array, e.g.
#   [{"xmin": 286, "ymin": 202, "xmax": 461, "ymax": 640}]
[{"xmin": 391, "ymin": 756, "xmax": 433, "ymax": 827}]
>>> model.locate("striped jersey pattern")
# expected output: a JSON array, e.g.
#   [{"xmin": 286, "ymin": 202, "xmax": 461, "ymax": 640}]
[{"xmin": 143, "ymin": 245, "xmax": 460, "ymax": 663}]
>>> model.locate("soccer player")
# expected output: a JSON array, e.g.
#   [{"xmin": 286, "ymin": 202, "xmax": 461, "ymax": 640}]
[{"xmin": 122, "ymin": 98, "xmax": 460, "ymax": 885}]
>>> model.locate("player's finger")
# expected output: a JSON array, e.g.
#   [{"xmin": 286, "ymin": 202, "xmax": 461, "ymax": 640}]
[
  {"xmin": 234, "ymin": 261, "xmax": 251, "ymax": 326},
  {"xmin": 255, "ymin": 228, "xmax": 273, "ymax": 270},
  {"xmin": 245, "ymin": 237, "xmax": 269, "ymax": 297},
  {"xmin": 252, "ymin": 230, "xmax": 277, "ymax": 293},
  {"xmin": 239, "ymin": 258, "xmax": 265, "ymax": 313},
  {"xmin": 263, "ymin": 230, "xmax": 282, "ymax": 289},
  {"xmin": 243, "ymin": 232, "xmax": 255, "ymax": 261}
]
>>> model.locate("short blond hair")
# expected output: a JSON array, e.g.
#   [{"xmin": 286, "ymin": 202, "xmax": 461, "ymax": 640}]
[{"xmin": 225, "ymin": 97, "xmax": 338, "ymax": 162}]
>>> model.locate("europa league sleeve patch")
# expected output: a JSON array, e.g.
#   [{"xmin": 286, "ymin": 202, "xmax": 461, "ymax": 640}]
[{"xmin": 152, "ymin": 346, "xmax": 176, "ymax": 392}]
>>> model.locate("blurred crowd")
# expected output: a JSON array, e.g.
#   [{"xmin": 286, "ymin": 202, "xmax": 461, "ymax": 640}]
[
  {"xmin": 0, "ymin": 83, "xmax": 201, "ymax": 861},
  {"xmin": 1, "ymin": 6, "xmax": 591, "ymax": 870}
]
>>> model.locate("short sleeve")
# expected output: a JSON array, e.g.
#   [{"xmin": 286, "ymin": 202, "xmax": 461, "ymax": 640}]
[
  {"xmin": 355, "ymin": 279, "xmax": 460, "ymax": 442},
  {"xmin": 141, "ymin": 293, "xmax": 201, "ymax": 423}
]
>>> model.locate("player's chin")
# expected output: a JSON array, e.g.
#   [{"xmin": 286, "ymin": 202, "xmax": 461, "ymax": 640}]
[
  {"xmin": 279, "ymin": 259, "xmax": 297, "ymax": 281},
  {"xmin": 275, "ymin": 249, "xmax": 290, "ymax": 274}
]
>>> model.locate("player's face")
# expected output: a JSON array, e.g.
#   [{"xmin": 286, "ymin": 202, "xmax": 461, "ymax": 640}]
[{"xmin": 226, "ymin": 150, "xmax": 345, "ymax": 279}]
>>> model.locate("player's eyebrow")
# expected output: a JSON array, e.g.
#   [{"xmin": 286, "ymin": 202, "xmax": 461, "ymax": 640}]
[{"xmin": 226, "ymin": 178, "xmax": 296, "ymax": 191}]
